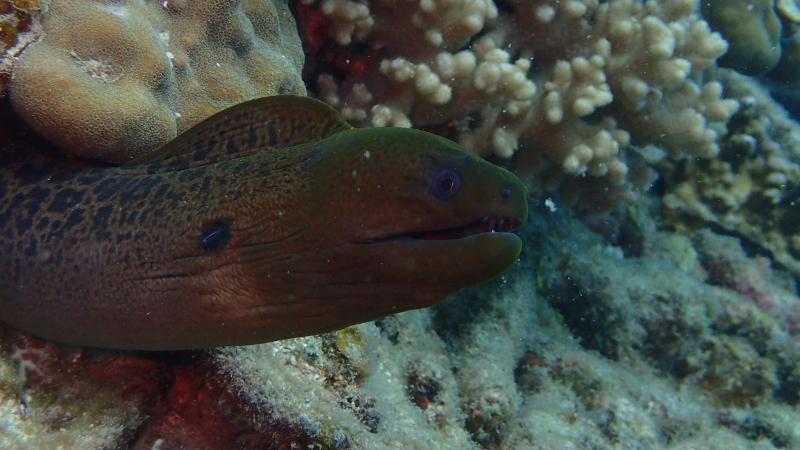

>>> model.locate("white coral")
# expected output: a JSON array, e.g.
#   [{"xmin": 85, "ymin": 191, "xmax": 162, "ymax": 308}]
[
  {"xmin": 372, "ymin": 0, "xmax": 498, "ymax": 56},
  {"xmin": 302, "ymin": 0, "xmax": 374, "ymax": 45},
  {"xmin": 311, "ymin": 0, "xmax": 739, "ymax": 206}
]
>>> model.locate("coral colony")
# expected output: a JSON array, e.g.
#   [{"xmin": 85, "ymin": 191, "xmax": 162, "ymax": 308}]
[
  {"xmin": 4, "ymin": 0, "xmax": 306, "ymax": 162},
  {"xmin": 3, "ymin": 0, "xmax": 800, "ymax": 448}
]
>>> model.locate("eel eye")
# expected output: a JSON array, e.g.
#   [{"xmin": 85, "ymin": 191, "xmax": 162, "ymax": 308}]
[
  {"xmin": 432, "ymin": 167, "xmax": 461, "ymax": 200},
  {"xmin": 200, "ymin": 220, "xmax": 232, "ymax": 251}
]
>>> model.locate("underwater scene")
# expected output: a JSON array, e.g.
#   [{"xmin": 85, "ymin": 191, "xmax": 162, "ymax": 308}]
[{"xmin": 2, "ymin": 0, "xmax": 800, "ymax": 448}]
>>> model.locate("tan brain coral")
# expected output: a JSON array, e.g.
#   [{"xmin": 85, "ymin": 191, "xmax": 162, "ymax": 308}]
[{"xmin": 7, "ymin": 0, "xmax": 306, "ymax": 163}]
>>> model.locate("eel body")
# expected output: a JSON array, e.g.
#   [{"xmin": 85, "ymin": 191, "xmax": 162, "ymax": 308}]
[{"xmin": 0, "ymin": 95, "xmax": 528, "ymax": 350}]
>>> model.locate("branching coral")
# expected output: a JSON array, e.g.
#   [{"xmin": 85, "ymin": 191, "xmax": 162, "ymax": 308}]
[
  {"xmin": 301, "ymin": 0, "xmax": 739, "ymax": 209},
  {"xmin": 5, "ymin": 0, "xmax": 306, "ymax": 163}
]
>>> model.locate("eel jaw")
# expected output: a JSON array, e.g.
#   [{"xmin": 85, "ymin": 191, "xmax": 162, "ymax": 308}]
[{"xmin": 368, "ymin": 214, "xmax": 523, "ymax": 243}]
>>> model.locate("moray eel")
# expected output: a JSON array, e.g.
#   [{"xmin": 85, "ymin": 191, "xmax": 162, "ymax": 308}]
[{"xmin": 0, "ymin": 95, "xmax": 527, "ymax": 350}]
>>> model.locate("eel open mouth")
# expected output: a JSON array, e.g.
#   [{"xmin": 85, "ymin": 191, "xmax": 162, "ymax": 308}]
[{"xmin": 406, "ymin": 215, "xmax": 523, "ymax": 241}]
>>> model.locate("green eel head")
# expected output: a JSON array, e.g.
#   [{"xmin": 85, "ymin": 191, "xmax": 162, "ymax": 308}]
[
  {"xmin": 109, "ymin": 96, "xmax": 529, "ymax": 348},
  {"xmin": 236, "ymin": 126, "xmax": 528, "ymax": 338}
]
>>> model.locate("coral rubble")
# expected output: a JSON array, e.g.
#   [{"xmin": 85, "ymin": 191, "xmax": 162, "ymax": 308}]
[
  {"xmin": 0, "ymin": 331, "xmax": 149, "ymax": 449},
  {"xmin": 0, "ymin": 0, "xmax": 45, "ymax": 92},
  {"xmin": 4, "ymin": 0, "xmax": 307, "ymax": 163},
  {"xmin": 663, "ymin": 70, "xmax": 800, "ymax": 277},
  {"xmin": 300, "ymin": 0, "xmax": 739, "ymax": 209}
]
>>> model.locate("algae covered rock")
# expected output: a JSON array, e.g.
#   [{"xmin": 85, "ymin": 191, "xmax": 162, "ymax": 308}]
[
  {"xmin": 769, "ymin": 24, "xmax": 800, "ymax": 81},
  {"xmin": 701, "ymin": 0, "xmax": 800, "ymax": 82},
  {"xmin": 8, "ymin": 0, "xmax": 306, "ymax": 163},
  {"xmin": 701, "ymin": 0, "xmax": 782, "ymax": 76}
]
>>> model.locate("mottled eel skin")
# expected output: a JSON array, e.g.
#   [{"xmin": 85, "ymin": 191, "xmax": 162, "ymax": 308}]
[{"xmin": 0, "ymin": 96, "xmax": 527, "ymax": 350}]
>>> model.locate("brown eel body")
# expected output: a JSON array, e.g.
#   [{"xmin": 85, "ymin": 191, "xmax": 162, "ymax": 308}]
[{"xmin": 0, "ymin": 95, "xmax": 528, "ymax": 350}]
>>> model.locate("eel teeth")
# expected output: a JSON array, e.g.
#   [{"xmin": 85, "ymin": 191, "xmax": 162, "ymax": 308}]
[{"xmin": 482, "ymin": 215, "xmax": 515, "ymax": 233}]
